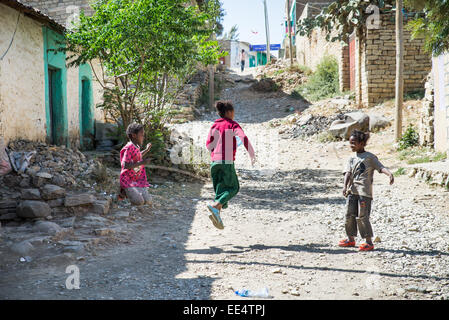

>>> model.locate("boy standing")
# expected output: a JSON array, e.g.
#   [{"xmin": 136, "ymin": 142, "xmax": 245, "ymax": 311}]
[{"xmin": 340, "ymin": 130, "xmax": 394, "ymax": 251}]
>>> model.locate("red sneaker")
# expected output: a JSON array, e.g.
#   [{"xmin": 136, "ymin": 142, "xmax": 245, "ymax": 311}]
[
  {"xmin": 359, "ymin": 243, "xmax": 374, "ymax": 251},
  {"xmin": 338, "ymin": 239, "xmax": 356, "ymax": 247}
]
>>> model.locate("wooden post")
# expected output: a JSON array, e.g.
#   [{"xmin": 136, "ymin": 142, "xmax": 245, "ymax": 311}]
[
  {"xmin": 209, "ymin": 32, "xmax": 216, "ymax": 110},
  {"xmin": 287, "ymin": 0, "xmax": 294, "ymax": 66},
  {"xmin": 209, "ymin": 64, "xmax": 214, "ymax": 110},
  {"xmin": 263, "ymin": 0, "xmax": 271, "ymax": 64},
  {"xmin": 395, "ymin": 0, "xmax": 404, "ymax": 141}
]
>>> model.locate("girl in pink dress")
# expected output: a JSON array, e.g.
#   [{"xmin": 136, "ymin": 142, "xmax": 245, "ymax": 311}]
[{"xmin": 118, "ymin": 123, "xmax": 152, "ymax": 205}]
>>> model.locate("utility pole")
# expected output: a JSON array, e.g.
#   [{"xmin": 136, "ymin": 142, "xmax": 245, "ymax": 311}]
[
  {"xmin": 263, "ymin": 0, "xmax": 271, "ymax": 64},
  {"xmin": 209, "ymin": 33, "xmax": 215, "ymax": 110},
  {"xmin": 395, "ymin": 0, "xmax": 404, "ymax": 141},
  {"xmin": 287, "ymin": 0, "xmax": 294, "ymax": 66}
]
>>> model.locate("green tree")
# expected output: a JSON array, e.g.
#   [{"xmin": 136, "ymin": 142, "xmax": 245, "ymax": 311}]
[
  {"xmin": 221, "ymin": 25, "xmax": 240, "ymax": 41},
  {"xmin": 405, "ymin": 0, "xmax": 449, "ymax": 55},
  {"xmin": 64, "ymin": 0, "xmax": 222, "ymax": 137},
  {"xmin": 296, "ymin": 1, "xmax": 395, "ymax": 43}
]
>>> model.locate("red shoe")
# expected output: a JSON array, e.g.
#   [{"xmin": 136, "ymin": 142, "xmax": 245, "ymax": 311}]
[
  {"xmin": 338, "ymin": 239, "xmax": 356, "ymax": 247},
  {"xmin": 359, "ymin": 243, "xmax": 374, "ymax": 251}
]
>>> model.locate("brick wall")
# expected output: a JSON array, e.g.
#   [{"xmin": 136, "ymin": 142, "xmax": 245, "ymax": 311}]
[
  {"xmin": 362, "ymin": 13, "xmax": 432, "ymax": 106},
  {"xmin": 20, "ymin": 0, "xmax": 94, "ymax": 27}
]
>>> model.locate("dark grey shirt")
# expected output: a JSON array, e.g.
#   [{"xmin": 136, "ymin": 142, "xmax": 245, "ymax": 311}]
[{"xmin": 343, "ymin": 151, "xmax": 385, "ymax": 198}]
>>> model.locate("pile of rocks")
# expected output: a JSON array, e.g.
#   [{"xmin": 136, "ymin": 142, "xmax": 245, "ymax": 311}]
[
  {"xmin": 4, "ymin": 140, "xmax": 103, "ymax": 188},
  {"xmin": 279, "ymin": 113, "xmax": 345, "ymax": 139},
  {"xmin": 255, "ymin": 60, "xmax": 308, "ymax": 93},
  {"xmin": 0, "ymin": 140, "xmax": 113, "ymax": 224}
]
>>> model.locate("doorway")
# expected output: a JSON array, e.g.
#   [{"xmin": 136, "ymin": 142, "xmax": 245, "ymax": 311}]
[
  {"xmin": 48, "ymin": 67, "xmax": 65, "ymax": 146},
  {"xmin": 80, "ymin": 78, "xmax": 94, "ymax": 150}
]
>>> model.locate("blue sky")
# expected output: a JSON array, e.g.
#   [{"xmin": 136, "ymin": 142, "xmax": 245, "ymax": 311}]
[{"xmin": 220, "ymin": 0, "xmax": 285, "ymax": 49}]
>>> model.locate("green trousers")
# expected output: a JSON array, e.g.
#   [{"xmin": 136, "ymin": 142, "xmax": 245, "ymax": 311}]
[{"xmin": 210, "ymin": 161, "xmax": 240, "ymax": 209}]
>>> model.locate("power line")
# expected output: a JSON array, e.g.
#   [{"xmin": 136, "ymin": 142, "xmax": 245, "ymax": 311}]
[{"xmin": 0, "ymin": 12, "xmax": 21, "ymax": 61}]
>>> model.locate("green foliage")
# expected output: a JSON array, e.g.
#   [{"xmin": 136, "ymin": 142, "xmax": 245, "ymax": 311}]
[
  {"xmin": 405, "ymin": 0, "xmax": 449, "ymax": 56},
  {"xmin": 393, "ymin": 167, "xmax": 406, "ymax": 177},
  {"xmin": 397, "ymin": 125, "xmax": 419, "ymax": 150},
  {"xmin": 398, "ymin": 146, "xmax": 447, "ymax": 164},
  {"xmin": 317, "ymin": 131, "xmax": 339, "ymax": 143},
  {"xmin": 221, "ymin": 24, "xmax": 239, "ymax": 41},
  {"xmin": 294, "ymin": 56, "xmax": 340, "ymax": 102},
  {"xmin": 64, "ymin": 0, "xmax": 223, "ymax": 164},
  {"xmin": 404, "ymin": 89, "xmax": 425, "ymax": 100}
]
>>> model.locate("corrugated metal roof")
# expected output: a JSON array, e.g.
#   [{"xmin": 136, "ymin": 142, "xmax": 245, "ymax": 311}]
[{"xmin": 0, "ymin": 0, "xmax": 65, "ymax": 33}]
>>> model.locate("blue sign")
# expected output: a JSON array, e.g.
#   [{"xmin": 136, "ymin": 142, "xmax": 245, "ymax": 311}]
[{"xmin": 250, "ymin": 44, "xmax": 281, "ymax": 51}]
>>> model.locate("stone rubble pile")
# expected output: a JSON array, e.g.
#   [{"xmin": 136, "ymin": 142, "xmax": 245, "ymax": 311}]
[
  {"xmin": 254, "ymin": 59, "xmax": 308, "ymax": 93},
  {"xmin": 0, "ymin": 140, "xmax": 113, "ymax": 225}
]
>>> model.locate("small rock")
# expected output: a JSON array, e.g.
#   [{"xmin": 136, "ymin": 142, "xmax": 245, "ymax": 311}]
[
  {"xmin": 21, "ymin": 188, "xmax": 42, "ymax": 200},
  {"xmin": 64, "ymin": 194, "xmax": 95, "ymax": 207},
  {"xmin": 17, "ymin": 200, "xmax": 51, "ymax": 218},
  {"xmin": 94, "ymin": 228, "xmax": 114, "ymax": 236},
  {"xmin": 41, "ymin": 184, "xmax": 66, "ymax": 200},
  {"xmin": 290, "ymin": 289, "xmax": 300, "ymax": 296},
  {"xmin": 10, "ymin": 240, "xmax": 34, "ymax": 256},
  {"xmin": 34, "ymin": 221, "xmax": 62, "ymax": 235},
  {"xmin": 374, "ymin": 236, "xmax": 381, "ymax": 243}
]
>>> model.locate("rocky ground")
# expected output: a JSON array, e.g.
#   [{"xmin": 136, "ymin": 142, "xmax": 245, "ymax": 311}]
[{"xmin": 1, "ymin": 69, "xmax": 448, "ymax": 300}]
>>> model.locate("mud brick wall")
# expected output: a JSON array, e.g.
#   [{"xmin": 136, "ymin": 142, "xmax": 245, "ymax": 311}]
[
  {"xmin": 20, "ymin": 0, "xmax": 94, "ymax": 27},
  {"xmin": 363, "ymin": 13, "xmax": 432, "ymax": 107}
]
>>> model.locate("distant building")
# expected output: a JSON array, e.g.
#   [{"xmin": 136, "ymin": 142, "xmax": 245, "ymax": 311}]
[{"xmin": 218, "ymin": 40, "xmax": 257, "ymax": 69}]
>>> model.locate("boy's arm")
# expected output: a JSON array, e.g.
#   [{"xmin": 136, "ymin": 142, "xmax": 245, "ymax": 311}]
[
  {"xmin": 343, "ymin": 172, "xmax": 351, "ymax": 197},
  {"xmin": 381, "ymin": 167, "xmax": 394, "ymax": 185},
  {"xmin": 373, "ymin": 156, "xmax": 394, "ymax": 185}
]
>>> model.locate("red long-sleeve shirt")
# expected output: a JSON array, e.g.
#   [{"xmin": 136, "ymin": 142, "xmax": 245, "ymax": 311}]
[{"xmin": 206, "ymin": 118, "xmax": 255, "ymax": 162}]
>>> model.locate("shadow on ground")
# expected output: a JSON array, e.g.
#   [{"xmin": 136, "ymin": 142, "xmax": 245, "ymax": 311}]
[{"xmin": 0, "ymin": 179, "xmax": 214, "ymax": 300}]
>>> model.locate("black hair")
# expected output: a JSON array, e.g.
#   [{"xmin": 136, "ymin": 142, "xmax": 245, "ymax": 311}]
[
  {"xmin": 242, "ymin": 49, "xmax": 245, "ymax": 52},
  {"xmin": 126, "ymin": 122, "xmax": 144, "ymax": 140},
  {"xmin": 215, "ymin": 100, "xmax": 234, "ymax": 118},
  {"xmin": 350, "ymin": 130, "xmax": 370, "ymax": 144}
]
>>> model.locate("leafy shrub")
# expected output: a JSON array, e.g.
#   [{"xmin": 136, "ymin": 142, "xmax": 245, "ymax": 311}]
[
  {"xmin": 393, "ymin": 167, "xmax": 406, "ymax": 177},
  {"xmin": 397, "ymin": 125, "xmax": 419, "ymax": 150},
  {"xmin": 295, "ymin": 55, "xmax": 340, "ymax": 102}
]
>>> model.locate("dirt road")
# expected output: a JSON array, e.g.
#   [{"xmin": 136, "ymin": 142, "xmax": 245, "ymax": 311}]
[{"xmin": 1, "ymin": 74, "xmax": 449, "ymax": 300}]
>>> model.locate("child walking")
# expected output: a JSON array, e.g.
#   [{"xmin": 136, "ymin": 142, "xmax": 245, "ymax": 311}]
[
  {"xmin": 119, "ymin": 123, "xmax": 152, "ymax": 206},
  {"xmin": 339, "ymin": 130, "xmax": 394, "ymax": 251},
  {"xmin": 205, "ymin": 101, "xmax": 256, "ymax": 229}
]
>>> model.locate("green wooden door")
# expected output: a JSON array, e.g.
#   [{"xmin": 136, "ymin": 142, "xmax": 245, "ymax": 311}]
[
  {"xmin": 48, "ymin": 68, "xmax": 65, "ymax": 146},
  {"xmin": 81, "ymin": 79, "xmax": 94, "ymax": 150}
]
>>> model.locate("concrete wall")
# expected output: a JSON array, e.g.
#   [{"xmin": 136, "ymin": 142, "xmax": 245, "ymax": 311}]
[
  {"xmin": 0, "ymin": 3, "xmax": 47, "ymax": 143},
  {"xmin": 0, "ymin": 3, "xmax": 104, "ymax": 147},
  {"xmin": 432, "ymin": 54, "xmax": 449, "ymax": 155}
]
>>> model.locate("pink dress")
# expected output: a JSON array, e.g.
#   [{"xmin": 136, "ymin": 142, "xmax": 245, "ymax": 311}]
[{"xmin": 119, "ymin": 142, "xmax": 149, "ymax": 189}]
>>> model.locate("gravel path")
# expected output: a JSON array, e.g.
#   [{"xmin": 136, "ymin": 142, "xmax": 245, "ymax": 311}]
[{"xmin": 1, "ymin": 77, "xmax": 449, "ymax": 300}]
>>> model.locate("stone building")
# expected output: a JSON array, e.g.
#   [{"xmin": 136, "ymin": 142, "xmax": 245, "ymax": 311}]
[
  {"xmin": 0, "ymin": 0, "xmax": 104, "ymax": 149},
  {"xmin": 295, "ymin": 3, "xmax": 432, "ymax": 107},
  {"xmin": 19, "ymin": 0, "xmax": 94, "ymax": 28}
]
